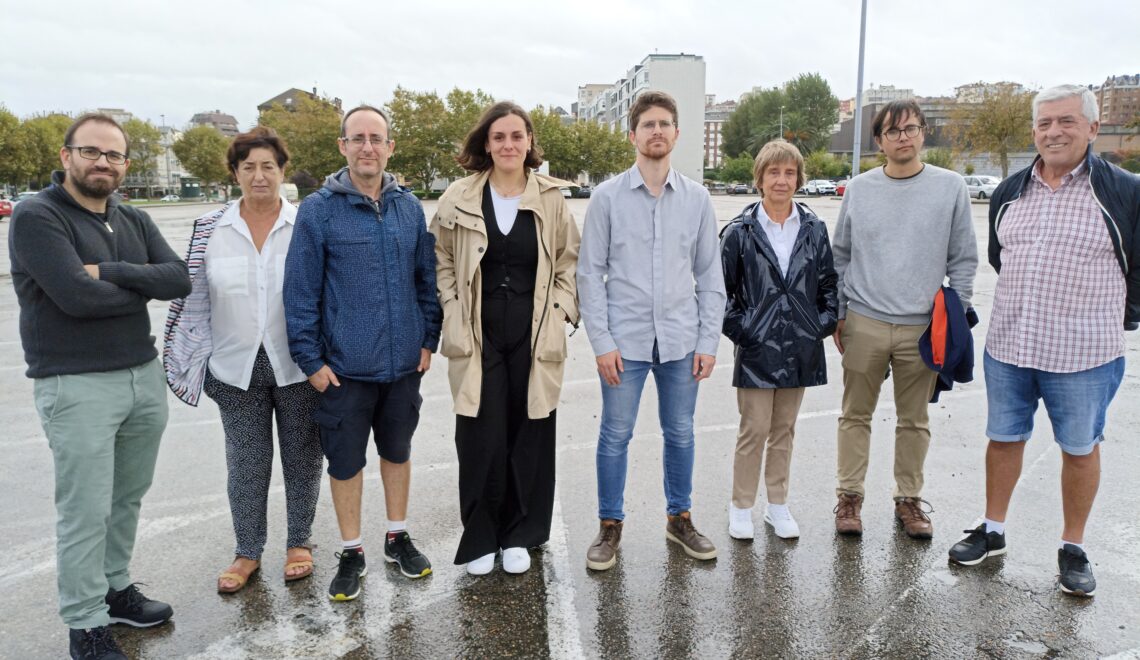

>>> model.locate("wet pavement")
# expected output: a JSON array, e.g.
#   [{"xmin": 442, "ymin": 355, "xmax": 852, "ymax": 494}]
[{"xmin": 2, "ymin": 195, "xmax": 1139, "ymax": 659}]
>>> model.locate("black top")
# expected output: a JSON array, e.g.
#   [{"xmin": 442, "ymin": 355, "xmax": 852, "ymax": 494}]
[
  {"xmin": 480, "ymin": 182, "xmax": 538, "ymax": 299},
  {"xmin": 8, "ymin": 171, "xmax": 191, "ymax": 378}
]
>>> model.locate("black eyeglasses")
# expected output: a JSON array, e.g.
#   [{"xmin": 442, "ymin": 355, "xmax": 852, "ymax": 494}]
[
  {"xmin": 67, "ymin": 145, "xmax": 128, "ymax": 165},
  {"xmin": 882, "ymin": 125, "xmax": 925, "ymax": 141}
]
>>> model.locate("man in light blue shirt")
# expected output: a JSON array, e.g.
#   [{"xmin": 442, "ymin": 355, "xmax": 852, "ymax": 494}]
[{"xmin": 578, "ymin": 91, "xmax": 726, "ymax": 571}]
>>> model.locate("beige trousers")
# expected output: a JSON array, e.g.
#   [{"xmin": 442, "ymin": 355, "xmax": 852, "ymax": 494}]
[
  {"xmin": 836, "ymin": 310, "xmax": 938, "ymax": 499},
  {"xmin": 733, "ymin": 387, "xmax": 806, "ymax": 508}
]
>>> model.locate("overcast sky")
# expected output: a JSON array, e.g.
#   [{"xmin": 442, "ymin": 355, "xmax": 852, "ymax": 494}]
[{"xmin": 3, "ymin": 0, "xmax": 1137, "ymax": 129}]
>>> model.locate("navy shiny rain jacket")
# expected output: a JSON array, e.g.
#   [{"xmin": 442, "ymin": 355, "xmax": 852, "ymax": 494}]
[{"xmin": 720, "ymin": 201, "xmax": 839, "ymax": 388}]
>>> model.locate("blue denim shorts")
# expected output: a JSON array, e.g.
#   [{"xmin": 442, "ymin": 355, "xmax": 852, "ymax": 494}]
[{"xmin": 984, "ymin": 351, "xmax": 1124, "ymax": 456}]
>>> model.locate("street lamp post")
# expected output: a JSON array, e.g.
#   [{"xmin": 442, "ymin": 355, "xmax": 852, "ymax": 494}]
[
  {"xmin": 852, "ymin": 0, "xmax": 868, "ymax": 174},
  {"xmin": 779, "ymin": 105, "xmax": 785, "ymax": 140},
  {"xmin": 161, "ymin": 114, "xmax": 172, "ymax": 196}
]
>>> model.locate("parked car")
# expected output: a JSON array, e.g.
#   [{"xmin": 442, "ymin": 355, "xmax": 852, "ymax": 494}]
[
  {"xmin": 115, "ymin": 190, "xmax": 129, "ymax": 201},
  {"xmin": 964, "ymin": 175, "xmax": 1000, "ymax": 200},
  {"xmin": 160, "ymin": 194, "xmax": 181, "ymax": 202},
  {"xmin": 11, "ymin": 190, "xmax": 38, "ymax": 211},
  {"xmin": 708, "ymin": 182, "xmax": 728, "ymax": 194},
  {"xmin": 835, "ymin": 179, "xmax": 849, "ymax": 196},
  {"xmin": 559, "ymin": 187, "xmax": 573, "ymax": 198},
  {"xmin": 0, "ymin": 199, "xmax": 11, "ymax": 218},
  {"xmin": 728, "ymin": 183, "xmax": 752, "ymax": 195},
  {"xmin": 800, "ymin": 179, "xmax": 837, "ymax": 196},
  {"xmin": 574, "ymin": 185, "xmax": 592, "ymax": 198}
]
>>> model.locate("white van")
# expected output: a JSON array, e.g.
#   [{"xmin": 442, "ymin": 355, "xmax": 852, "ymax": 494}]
[{"xmin": 280, "ymin": 183, "xmax": 300, "ymax": 203}]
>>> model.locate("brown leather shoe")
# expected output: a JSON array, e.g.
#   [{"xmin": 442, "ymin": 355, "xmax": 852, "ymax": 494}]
[
  {"xmin": 834, "ymin": 493, "xmax": 864, "ymax": 536},
  {"xmin": 895, "ymin": 497, "xmax": 934, "ymax": 539},
  {"xmin": 665, "ymin": 511, "xmax": 717, "ymax": 560},
  {"xmin": 586, "ymin": 519, "xmax": 623, "ymax": 571}
]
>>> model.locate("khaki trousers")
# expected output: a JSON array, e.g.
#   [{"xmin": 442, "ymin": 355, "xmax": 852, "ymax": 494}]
[
  {"xmin": 836, "ymin": 310, "xmax": 938, "ymax": 499},
  {"xmin": 733, "ymin": 387, "xmax": 806, "ymax": 508}
]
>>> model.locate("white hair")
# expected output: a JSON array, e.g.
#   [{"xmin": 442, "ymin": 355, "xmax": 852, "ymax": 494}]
[{"xmin": 1033, "ymin": 85, "xmax": 1099, "ymax": 123}]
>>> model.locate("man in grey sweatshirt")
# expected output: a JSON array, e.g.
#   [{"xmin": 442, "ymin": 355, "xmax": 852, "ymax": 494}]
[{"xmin": 830, "ymin": 100, "xmax": 978, "ymax": 540}]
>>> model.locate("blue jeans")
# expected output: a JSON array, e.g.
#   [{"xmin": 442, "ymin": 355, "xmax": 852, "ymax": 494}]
[
  {"xmin": 596, "ymin": 350, "xmax": 700, "ymax": 520},
  {"xmin": 984, "ymin": 351, "xmax": 1125, "ymax": 456}
]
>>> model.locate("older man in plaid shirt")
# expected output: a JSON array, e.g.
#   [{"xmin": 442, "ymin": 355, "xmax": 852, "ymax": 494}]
[{"xmin": 948, "ymin": 85, "xmax": 1140, "ymax": 597}]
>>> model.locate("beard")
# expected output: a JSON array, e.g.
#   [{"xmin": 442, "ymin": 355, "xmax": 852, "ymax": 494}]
[
  {"xmin": 70, "ymin": 164, "xmax": 122, "ymax": 199},
  {"xmin": 637, "ymin": 140, "xmax": 673, "ymax": 161}
]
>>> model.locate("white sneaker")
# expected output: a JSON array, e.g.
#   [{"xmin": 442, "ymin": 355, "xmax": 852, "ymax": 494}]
[
  {"xmin": 728, "ymin": 504, "xmax": 755, "ymax": 540},
  {"xmin": 764, "ymin": 503, "xmax": 800, "ymax": 539},
  {"xmin": 466, "ymin": 552, "xmax": 496, "ymax": 575},
  {"xmin": 501, "ymin": 547, "xmax": 531, "ymax": 574}
]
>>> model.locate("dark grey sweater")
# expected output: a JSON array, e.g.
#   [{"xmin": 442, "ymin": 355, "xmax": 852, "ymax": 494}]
[{"xmin": 9, "ymin": 171, "xmax": 191, "ymax": 377}]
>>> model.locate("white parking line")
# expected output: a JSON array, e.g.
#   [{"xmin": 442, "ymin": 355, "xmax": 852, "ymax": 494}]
[{"xmin": 545, "ymin": 495, "xmax": 585, "ymax": 659}]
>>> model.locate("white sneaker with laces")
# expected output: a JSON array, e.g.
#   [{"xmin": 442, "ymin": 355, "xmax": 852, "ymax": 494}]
[
  {"xmin": 501, "ymin": 547, "xmax": 531, "ymax": 574},
  {"xmin": 466, "ymin": 552, "xmax": 496, "ymax": 575},
  {"xmin": 764, "ymin": 503, "xmax": 800, "ymax": 539},
  {"xmin": 728, "ymin": 504, "xmax": 755, "ymax": 540}
]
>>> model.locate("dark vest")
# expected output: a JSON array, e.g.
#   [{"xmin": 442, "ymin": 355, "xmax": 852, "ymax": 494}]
[{"xmin": 480, "ymin": 182, "xmax": 538, "ymax": 299}]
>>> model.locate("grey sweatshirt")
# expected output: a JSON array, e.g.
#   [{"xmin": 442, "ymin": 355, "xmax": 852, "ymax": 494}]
[
  {"xmin": 9, "ymin": 171, "xmax": 191, "ymax": 377},
  {"xmin": 832, "ymin": 165, "xmax": 978, "ymax": 325}
]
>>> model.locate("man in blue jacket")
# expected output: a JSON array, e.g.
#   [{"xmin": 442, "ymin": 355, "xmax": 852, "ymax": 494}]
[
  {"xmin": 949, "ymin": 85, "xmax": 1140, "ymax": 598},
  {"xmin": 284, "ymin": 105, "xmax": 442, "ymax": 601}
]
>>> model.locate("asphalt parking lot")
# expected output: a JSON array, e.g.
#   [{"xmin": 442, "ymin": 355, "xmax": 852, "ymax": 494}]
[{"xmin": 2, "ymin": 193, "xmax": 1139, "ymax": 659}]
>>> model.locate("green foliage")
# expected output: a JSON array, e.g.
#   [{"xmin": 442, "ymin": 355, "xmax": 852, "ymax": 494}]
[
  {"xmin": 0, "ymin": 106, "xmax": 31, "ymax": 186},
  {"xmin": 531, "ymin": 106, "xmax": 579, "ymax": 179},
  {"xmin": 259, "ymin": 95, "xmax": 344, "ymax": 183},
  {"xmin": 1116, "ymin": 149, "xmax": 1140, "ymax": 173},
  {"xmin": 964, "ymin": 163, "xmax": 976, "ymax": 175},
  {"xmin": 122, "ymin": 118, "xmax": 162, "ymax": 195},
  {"xmin": 21, "ymin": 113, "xmax": 73, "ymax": 187},
  {"xmin": 385, "ymin": 87, "xmax": 494, "ymax": 190},
  {"xmin": 946, "ymin": 85, "xmax": 1033, "ymax": 178},
  {"xmin": 721, "ymin": 73, "xmax": 839, "ymax": 159},
  {"xmin": 923, "ymin": 147, "xmax": 956, "ymax": 171},
  {"xmin": 720, "ymin": 155, "xmax": 754, "ymax": 183},
  {"xmin": 172, "ymin": 126, "xmax": 230, "ymax": 192},
  {"xmin": 804, "ymin": 150, "xmax": 850, "ymax": 180},
  {"xmin": 858, "ymin": 154, "xmax": 886, "ymax": 174},
  {"xmin": 575, "ymin": 120, "xmax": 634, "ymax": 180}
]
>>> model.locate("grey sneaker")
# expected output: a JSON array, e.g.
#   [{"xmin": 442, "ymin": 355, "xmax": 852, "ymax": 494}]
[
  {"xmin": 665, "ymin": 511, "xmax": 717, "ymax": 560},
  {"xmin": 586, "ymin": 519, "xmax": 623, "ymax": 571}
]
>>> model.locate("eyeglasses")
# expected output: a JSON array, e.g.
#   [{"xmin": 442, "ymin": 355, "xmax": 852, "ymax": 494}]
[
  {"xmin": 882, "ymin": 125, "xmax": 925, "ymax": 141},
  {"xmin": 340, "ymin": 135, "xmax": 391, "ymax": 148},
  {"xmin": 638, "ymin": 119, "xmax": 675, "ymax": 131},
  {"xmin": 67, "ymin": 145, "xmax": 128, "ymax": 165}
]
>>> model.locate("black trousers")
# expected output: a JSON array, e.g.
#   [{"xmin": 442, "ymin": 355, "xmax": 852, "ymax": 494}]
[{"xmin": 453, "ymin": 293, "xmax": 556, "ymax": 564}]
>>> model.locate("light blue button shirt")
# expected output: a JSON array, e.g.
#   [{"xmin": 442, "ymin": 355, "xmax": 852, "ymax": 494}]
[{"xmin": 578, "ymin": 164, "xmax": 726, "ymax": 363}]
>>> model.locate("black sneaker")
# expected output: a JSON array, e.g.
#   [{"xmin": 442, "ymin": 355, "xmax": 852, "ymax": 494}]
[
  {"xmin": 105, "ymin": 583, "xmax": 173, "ymax": 627},
  {"xmin": 384, "ymin": 531, "xmax": 432, "ymax": 578},
  {"xmin": 328, "ymin": 548, "xmax": 367, "ymax": 601},
  {"xmin": 69, "ymin": 626, "xmax": 127, "ymax": 660},
  {"xmin": 1058, "ymin": 544, "xmax": 1096, "ymax": 597},
  {"xmin": 948, "ymin": 523, "xmax": 1007, "ymax": 566}
]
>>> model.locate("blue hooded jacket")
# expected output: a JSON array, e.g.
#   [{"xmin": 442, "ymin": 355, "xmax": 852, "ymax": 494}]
[{"xmin": 284, "ymin": 168, "xmax": 442, "ymax": 383}]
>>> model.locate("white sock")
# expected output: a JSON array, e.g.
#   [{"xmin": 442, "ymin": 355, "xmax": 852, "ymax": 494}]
[
  {"xmin": 768, "ymin": 503, "xmax": 789, "ymax": 515},
  {"xmin": 343, "ymin": 537, "xmax": 362, "ymax": 550},
  {"xmin": 388, "ymin": 520, "xmax": 407, "ymax": 533},
  {"xmin": 1060, "ymin": 539, "xmax": 1085, "ymax": 553},
  {"xmin": 983, "ymin": 518, "xmax": 1005, "ymax": 535}
]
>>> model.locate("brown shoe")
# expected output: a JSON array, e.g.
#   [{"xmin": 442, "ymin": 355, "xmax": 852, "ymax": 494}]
[
  {"xmin": 586, "ymin": 519, "xmax": 623, "ymax": 571},
  {"xmin": 665, "ymin": 512, "xmax": 717, "ymax": 560},
  {"xmin": 834, "ymin": 493, "xmax": 864, "ymax": 536},
  {"xmin": 895, "ymin": 497, "xmax": 934, "ymax": 539}
]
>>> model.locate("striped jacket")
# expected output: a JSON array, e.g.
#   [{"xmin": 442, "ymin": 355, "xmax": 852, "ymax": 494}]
[{"xmin": 162, "ymin": 203, "xmax": 228, "ymax": 405}]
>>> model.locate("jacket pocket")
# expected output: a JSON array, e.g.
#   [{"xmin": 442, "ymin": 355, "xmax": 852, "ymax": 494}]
[
  {"xmin": 440, "ymin": 299, "xmax": 474, "ymax": 358},
  {"xmin": 535, "ymin": 305, "xmax": 568, "ymax": 361}
]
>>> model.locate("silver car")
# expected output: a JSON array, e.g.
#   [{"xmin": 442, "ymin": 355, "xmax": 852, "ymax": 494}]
[{"xmin": 964, "ymin": 175, "xmax": 1000, "ymax": 200}]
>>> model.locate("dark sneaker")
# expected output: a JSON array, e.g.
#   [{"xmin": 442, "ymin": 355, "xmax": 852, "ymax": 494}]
[
  {"xmin": 328, "ymin": 548, "xmax": 367, "ymax": 601},
  {"xmin": 586, "ymin": 519, "xmax": 623, "ymax": 571},
  {"xmin": 665, "ymin": 511, "xmax": 717, "ymax": 560},
  {"xmin": 1058, "ymin": 544, "xmax": 1096, "ymax": 597},
  {"xmin": 894, "ymin": 498, "xmax": 934, "ymax": 539},
  {"xmin": 105, "ymin": 584, "xmax": 173, "ymax": 627},
  {"xmin": 384, "ymin": 531, "xmax": 432, "ymax": 578},
  {"xmin": 948, "ymin": 524, "xmax": 1007, "ymax": 566},
  {"xmin": 834, "ymin": 493, "xmax": 864, "ymax": 536},
  {"xmin": 69, "ymin": 626, "xmax": 126, "ymax": 660}
]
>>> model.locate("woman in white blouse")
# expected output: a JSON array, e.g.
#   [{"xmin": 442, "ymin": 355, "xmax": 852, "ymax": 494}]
[{"xmin": 164, "ymin": 127, "xmax": 322, "ymax": 593}]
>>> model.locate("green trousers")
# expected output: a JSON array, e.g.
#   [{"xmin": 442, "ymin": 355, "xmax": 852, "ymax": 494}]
[{"xmin": 34, "ymin": 359, "xmax": 168, "ymax": 629}]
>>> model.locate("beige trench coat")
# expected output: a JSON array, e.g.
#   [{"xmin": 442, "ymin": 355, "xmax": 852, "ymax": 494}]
[{"xmin": 430, "ymin": 170, "xmax": 581, "ymax": 419}]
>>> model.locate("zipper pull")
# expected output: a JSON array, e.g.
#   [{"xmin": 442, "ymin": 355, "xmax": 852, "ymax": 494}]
[{"xmin": 104, "ymin": 221, "xmax": 114, "ymax": 233}]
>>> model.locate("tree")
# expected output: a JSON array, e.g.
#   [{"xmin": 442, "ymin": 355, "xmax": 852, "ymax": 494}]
[
  {"xmin": 122, "ymin": 118, "xmax": 162, "ymax": 198},
  {"xmin": 721, "ymin": 73, "xmax": 839, "ymax": 159},
  {"xmin": 259, "ymin": 95, "xmax": 344, "ymax": 184},
  {"xmin": 923, "ymin": 147, "xmax": 956, "ymax": 171},
  {"xmin": 946, "ymin": 85, "xmax": 1033, "ymax": 178},
  {"xmin": 530, "ymin": 106, "xmax": 579, "ymax": 179},
  {"xmin": 0, "ymin": 106, "xmax": 32, "ymax": 188},
  {"xmin": 576, "ymin": 121, "xmax": 634, "ymax": 181},
  {"xmin": 21, "ymin": 113, "xmax": 73, "ymax": 188},
  {"xmin": 386, "ymin": 87, "xmax": 454, "ymax": 191},
  {"xmin": 804, "ymin": 150, "xmax": 851, "ymax": 180},
  {"xmin": 172, "ymin": 126, "xmax": 230, "ymax": 198},
  {"xmin": 444, "ymin": 87, "xmax": 495, "ymax": 149},
  {"xmin": 1126, "ymin": 114, "xmax": 1140, "ymax": 142},
  {"xmin": 721, "ymin": 154, "xmax": 754, "ymax": 183}
]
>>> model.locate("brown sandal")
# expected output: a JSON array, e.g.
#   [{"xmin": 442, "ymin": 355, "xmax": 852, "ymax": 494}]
[
  {"xmin": 284, "ymin": 547, "xmax": 313, "ymax": 582},
  {"xmin": 217, "ymin": 558, "xmax": 260, "ymax": 594}
]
